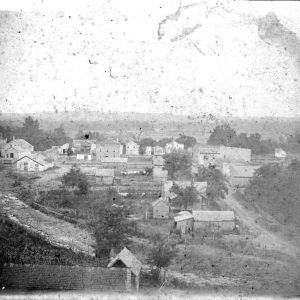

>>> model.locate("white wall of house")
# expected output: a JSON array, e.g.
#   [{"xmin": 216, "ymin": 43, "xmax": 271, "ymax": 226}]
[{"xmin": 16, "ymin": 156, "xmax": 53, "ymax": 172}]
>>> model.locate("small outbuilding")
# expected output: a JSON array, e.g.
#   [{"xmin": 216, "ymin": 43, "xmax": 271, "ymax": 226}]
[
  {"xmin": 108, "ymin": 247, "xmax": 142, "ymax": 290},
  {"xmin": 15, "ymin": 154, "xmax": 54, "ymax": 172},
  {"xmin": 193, "ymin": 210, "xmax": 235, "ymax": 232},
  {"xmin": 152, "ymin": 197, "xmax": 169, "ymax": 219},
  {"xmin": 275, "ymin": 148, "xmax": 287, "ymax": 159},
  {"xmin": 173, "ymin": 211, "xmax": 194, "ymax": 234}
]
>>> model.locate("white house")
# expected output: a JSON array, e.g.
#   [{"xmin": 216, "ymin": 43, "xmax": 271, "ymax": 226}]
[
  {"xmin": 15, "ymin": 154, "xmax": 54, "ymax": 172},
  {"xmin": 58, "ymin": 143, "xmax": 69, "ymax": 155},
  {"xmin": 145, "ymin": 146, "xmax": 152, "ymax": 156},
  {"xmin": 2, "ymin": 142, "xmax": 33, "ymax": 163},
  {"xmin": 165, "ymin": 140, "xmax": 184, "ymax": 154},
  {"xmin": 275, "ymin": 148, "xmax": 287, "ymax": 159},
  {"xmin": 126, "ymin": 141, "xmax": 139, "ymax": 155},
  {"xmin": 153, "ymin": 146, "xmax": 165, "ymax": 156}
]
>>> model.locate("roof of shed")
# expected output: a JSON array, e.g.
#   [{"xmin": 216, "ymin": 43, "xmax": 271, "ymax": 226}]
[
  {"xmin": 107, "ymin": 247, "xmax": 142, "ymax": 276},
  {"xmin": 193, "ymin": 210, "xmax": 235, "ymax": 222}
]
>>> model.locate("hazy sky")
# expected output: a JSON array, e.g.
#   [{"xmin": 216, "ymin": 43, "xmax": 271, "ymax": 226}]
[{"xmin": 0, "ymin": 0, "xmax": 300, "ymax": 118}]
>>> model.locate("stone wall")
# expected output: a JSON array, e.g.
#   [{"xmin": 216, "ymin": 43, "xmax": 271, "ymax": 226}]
[{"xmin": 0, "ymin": 264, "xmax": 131, "ymax": 291}]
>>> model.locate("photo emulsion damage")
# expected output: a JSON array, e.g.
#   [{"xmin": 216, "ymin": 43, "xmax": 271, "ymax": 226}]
[{"xmin": 0, "ymin": 0, "xmax": 299, "ymax": 299}]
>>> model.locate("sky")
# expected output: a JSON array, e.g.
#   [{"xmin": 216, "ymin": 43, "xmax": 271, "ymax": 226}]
[{"xmin": 0, "ymin": 0, "xmax": 300, "ymax": 118}]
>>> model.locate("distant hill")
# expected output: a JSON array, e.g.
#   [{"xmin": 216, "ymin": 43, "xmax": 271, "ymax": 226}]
[{"xmin": 0, "ymin": 111, "xmax": 299, "ymax": 142}]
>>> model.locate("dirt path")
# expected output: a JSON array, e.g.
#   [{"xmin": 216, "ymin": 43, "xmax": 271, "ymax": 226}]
[
  {"xmin": 222, "ymin": 188, "xmax": 300, "ymax": 258},
  {"xmin": 0, "ymin": 192, "xmax": 95, "ymax": 255}
]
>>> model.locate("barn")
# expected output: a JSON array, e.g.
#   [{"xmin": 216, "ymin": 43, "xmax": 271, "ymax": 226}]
[
  {"xmin": 192, "ymin": 210, "xmax": 235, "ymax": 232},
  {"xmin": 15, "ymin": 154, "xmax": 54, "ymax": 172}
]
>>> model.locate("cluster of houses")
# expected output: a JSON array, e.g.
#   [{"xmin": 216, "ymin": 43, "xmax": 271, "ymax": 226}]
[
  {"xmin": 150, "ymin": 179, "xmax": 236, "ymax": 234},
  {"xmin": 0, "ymin": 137, "xmax": 54, "ymax": 172}
]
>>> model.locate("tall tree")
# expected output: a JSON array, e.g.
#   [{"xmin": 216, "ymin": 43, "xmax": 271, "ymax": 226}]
[
  {"xmin": 196, "ymin": 166, "xmax": 228, "ymax": 201},
  {"xmin": 207, "ymin": 124, "xmax": 237, "ymax": 146},
  {"xmin": 170, "ymin": 183, "xmax": 199, "ymax": 209},
  {"xmin": 176, "ymin": 134, "xmax": 197, "ymax": 149},
  {"xmin": 93, "ymin": 205, "xmax": 131, "ymax": 259},
  {"xmin": 163, "ymin": 152, "xmax": 192, "ymax": 179}
]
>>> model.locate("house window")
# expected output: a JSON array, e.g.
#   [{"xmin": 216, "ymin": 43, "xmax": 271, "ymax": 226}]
[{"xmin": 10, "ymin": 153, "xmax": 14, "ymax": 158}]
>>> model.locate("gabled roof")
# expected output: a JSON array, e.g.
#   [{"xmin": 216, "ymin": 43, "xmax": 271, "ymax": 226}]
[
  {"xmin": 152, "ymin": 197, "xmax": 168, "ymax": 207},
  {"xmin": 193, "ymin": 210, "xmax": 235, "ymax": 222},
  {"xmin": 15, "ymin": 154, "xmax": 49, "ymax": 166},
  {"xmin": 174, "ymin": 211, "xmax": 193, "ymax": 222},
  {"xmin": 8, "ymin": 139, "xmax": 33, "ymax": 150},
  {"xmin": 107, "ymin": 247, "xmax": 142, "ymax": 276}
]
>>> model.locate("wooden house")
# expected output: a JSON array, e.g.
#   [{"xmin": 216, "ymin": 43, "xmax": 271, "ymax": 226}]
[{"xmin": 152, "ymin": 197, "xmax": 169, "ymax": 219}]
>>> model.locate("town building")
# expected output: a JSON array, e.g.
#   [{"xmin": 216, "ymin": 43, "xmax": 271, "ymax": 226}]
[
  {"xmin": 192, "ymin": 144, "xmax": 251, "ymax": 167},
  {"xmin": 173, "ymin": 211, "xmax": 194, "ymax": 234},
  {"xmin": 223, "ymin": 163, "xmax": 260, "ymax": 187},
  {"xmin": 1, "ymin": 139, "xmax": 34, "ymax": 164},
  {"xmin": 125, "ymin": 141, "xmax": 139, "ymax": 156},
  {"xmin": 96, "ymin": 139, "xmax": 123, "ymax": 160},
  {"xmin": 192, "ymin": 210, "xmax": 235, "ymax": 232},
  {"xmin": 275, "ymin": 148, "xmax": 287, "ymax": 159},
  {"xmin": 165, "ymin": 140, "xmax": 184, "ymax": 154},
  {"xmin": 95, "ymin": 168, "xmax": 115, "ymax": 185},
  {"xmin": 72, "ymin": 139, "xmax": 96, "ymax": 154},
  {"xmin": 151, "ymin": 197, "xmax": 169, "ymax": 219},
  {"xmin": 15, "ymin": 154, "xmax": 54, "ymax": 172},
  {"xmin": 107, "ymin": 247, "xmax": 142, "ymax": 290},
  {"xmin": 153, "ymin": 146, "xmax": 165, "ymax": 156}
]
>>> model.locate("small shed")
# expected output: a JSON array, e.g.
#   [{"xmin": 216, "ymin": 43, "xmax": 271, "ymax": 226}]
[
  {"xmin": 173, "ymin": 211, "xmax": 194, "ymax": 234},
  {"xmin": 95, "ymin": 168, "xmax": 115, "ymax": 185},
  {"xmin": 107, "ymin": 247, "xmax": 142, "ymax": 290},
  {"xmin": 58, "ymin": 143, "xmax": 69, "ymax": 155},
  {"xmin": 275, "ymin": 148, "xmax": 286, "ymax": 159},
  {"xmin": 152, "ymin": 197, "xmax": 169, "ymax": 219},
  {"xmin": 193, "ymin": 210, "xmax": 235, "ymax": 232}
]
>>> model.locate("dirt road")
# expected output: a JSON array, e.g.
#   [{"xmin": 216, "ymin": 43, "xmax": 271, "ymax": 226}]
[{"xmin": 222, "ymin": 188, "xmax": 300, "ymax": 258}]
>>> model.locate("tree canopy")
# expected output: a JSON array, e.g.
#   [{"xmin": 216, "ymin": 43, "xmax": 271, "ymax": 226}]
[
  {"xmin": 61, "ymin": 165, "xmax": 90, "ymax": 195},
  {"xmin": 196, "ymin": 165, "xmax": 228, "ymax": 201},
  {"xmin": 207, "ymin": 124, "xmax": 280, "ymax": 155},
  {"xmin": 244, "ymin": 160, "xmax": 300, "ymax": 227},
  {"xmin": 163, "ymin": 152, "xmax": 192, "ymax": 179},
  {"xmin": 176, "ymin": 134, "xmax": 197, "ymax": 149},
  {"xmin": 170, "ymin": 183, "xmax": 199, "ymax": 209}
]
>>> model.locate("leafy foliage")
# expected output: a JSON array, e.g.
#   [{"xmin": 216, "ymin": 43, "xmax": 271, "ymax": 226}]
[
  {"xmin": 244, "ymin": 160, "xmax": 300, "ymax": 227},
  {"xmin": 196, "ymin": 165, "xmax": 228, "ymax": 201},
  {"xmin": 170, "ymin": 183, "xmax": 199, "ymax": 209},
  {"xmin": 0, "ymin": 116, "xmax": 71, "ymax": 151},
  {"xmin": 93, "ymin": 205, "xmax": 132, "ymax": 259},
  {"xmin": 147, "ymin": 234, "xmax": 177, "ymax": 281},
  {"xmin": 61, "ymin": 165, "xmax": 90, "ymax": 194},
  {"xmin": 163, "ymin": 152, "xmax": 192, "ymax": 179},
  {"xmin": 207, "ymin": 124, "xmax": 280, "ymax": 155},
  {"xmin": 176, "ymin": 134, "xmax": 197, "ymax": 149}
]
